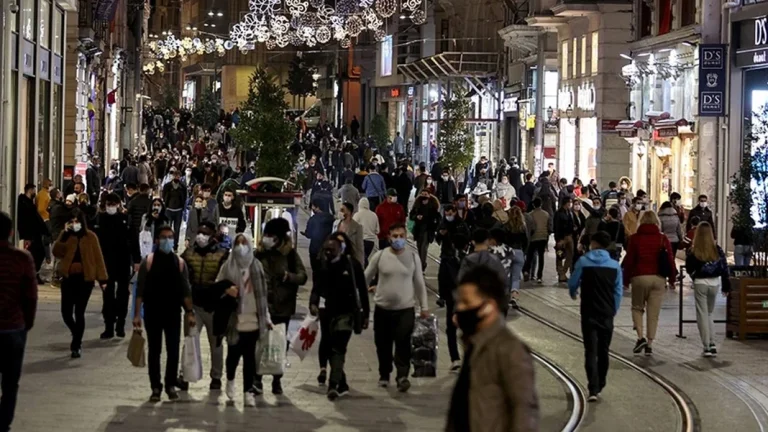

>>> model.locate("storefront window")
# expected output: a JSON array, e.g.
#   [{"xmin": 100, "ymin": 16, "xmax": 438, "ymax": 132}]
[
  {"xmin": 38, "ymin": 80, "xmax": 51, "ymax": 184},
  {"xmin": 641, "ymin": 76, "xmax": 652, "ymax": 117},
  {"xmin": 53, "ymin": 8, "xmax": 63, "ymax": 55},
  {"xmin": 578, "ymin": 117, "xmax": 597, "ymax": 180},
  {"xmin": 39, "ymin": 1, "xmax": 50, "ymax": 49},
  {"xmin": 21, "ymin": 0, "xmax": 34, "ymax": 41},
  {"xmin": 559, "ymin": 120, "xmax": 577, "ymax": 180},
  {"xmin": 591, "ymin": 32, "xmax": 598, "ymax": 75}
]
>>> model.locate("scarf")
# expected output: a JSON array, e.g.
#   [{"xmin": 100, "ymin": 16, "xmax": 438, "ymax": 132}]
[{"xmin": 217, "ymin": 234, "xmax": 270, "ymax": 333}]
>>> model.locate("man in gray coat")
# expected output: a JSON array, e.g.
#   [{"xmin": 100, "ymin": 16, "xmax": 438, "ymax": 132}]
[{"xmin": 338, "ymin": 177, "xmax": 361, "ymax": 213}]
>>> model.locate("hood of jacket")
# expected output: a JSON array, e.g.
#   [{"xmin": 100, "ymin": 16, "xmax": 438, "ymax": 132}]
[
  {"xmin": 359, "ymin": 197, "xmax": 371, "ymax": 211},
  {"xmin": 581, "ymin": 249, "xmax": 614, "ymax": 266}
]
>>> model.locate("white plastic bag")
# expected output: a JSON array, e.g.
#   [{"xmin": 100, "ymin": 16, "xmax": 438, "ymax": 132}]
[
  {"xmin": 182, "ymin": 327, "xmax": 203, "ymax": 383},
  {"xmin": 258, "ymin": 325, "xmax": 287, "ymax": 375},
  {"xmin": 290, "ymin": 316, "xmax": 319, "ymax": 361},
  {"xmin": 138, "ymin": 229, "xmax": 154, "ymax": 258}
]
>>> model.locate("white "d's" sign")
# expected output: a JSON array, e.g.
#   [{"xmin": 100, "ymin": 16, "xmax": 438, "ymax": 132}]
[{"xmin": 756, "ymin": 17, "xmax": 768, "ymax": 46}]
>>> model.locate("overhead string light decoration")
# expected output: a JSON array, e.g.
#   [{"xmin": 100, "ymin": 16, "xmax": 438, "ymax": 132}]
[
  {"xmin": 375, "ymin": 0, "xmax": 397, "ymax": 17},
  {"xmin": 410, "ymin": 8, "xmax": 426, "ymax": 25}
]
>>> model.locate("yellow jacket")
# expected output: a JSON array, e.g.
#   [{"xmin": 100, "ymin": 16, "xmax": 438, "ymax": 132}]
[
  {"xmin": 623, "ymin": 209, "xmax": 641, "ymax": 238},
  {"xmin": 36, "ymin": 188, "xmax": 51, "ymax": 221}
]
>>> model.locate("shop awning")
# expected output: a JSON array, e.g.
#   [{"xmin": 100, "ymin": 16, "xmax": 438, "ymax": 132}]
[
  {"xmin": 182, "ymin": 62, "xmax": 217, "ymax": 77},
  {"xmin": 397, "ymin": 52, "xmax": 500, "ymax": 96},
  {"xmin": 653, "ymin": 118, "xmax": 688, "ymax": 138},
  {"xmin": 616, "ymin": 120, "xmax": 645, "ymax": 138}
]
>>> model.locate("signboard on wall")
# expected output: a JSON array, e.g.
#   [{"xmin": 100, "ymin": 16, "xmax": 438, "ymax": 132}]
[
  {"xmin": 601, "ymin": 119, "xmax": 621, "ymax": 132},
  {"xmin": 698, "ymin": 44, "xmax": 726, "ymax": 117},
  {"xmin": 736, "ymin": 17, "xmax": 768, "ymax": 67}
]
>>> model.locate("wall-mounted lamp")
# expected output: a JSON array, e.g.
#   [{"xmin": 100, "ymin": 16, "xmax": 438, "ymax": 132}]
[
  {"xmin": 565, "ymin": 104, "xmax": 578, "ymax": 126},
  {"xmin": 636, "ymin": 142, "xmax": 646, "ymax": 158}
]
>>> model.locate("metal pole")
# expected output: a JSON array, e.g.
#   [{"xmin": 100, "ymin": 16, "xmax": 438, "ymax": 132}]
[
  {"xmin": 533, "ymin": 34, "xmax": 545, "ymax": 177},
  {"xmin": 0, "ymin": 0, "xmax": 8, "ymax": 213}
]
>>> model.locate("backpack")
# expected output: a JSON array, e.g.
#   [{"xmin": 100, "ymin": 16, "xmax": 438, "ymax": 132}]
[{"xmin": 603, "ymin": 190, "xmax": 619, "ymax": 209}]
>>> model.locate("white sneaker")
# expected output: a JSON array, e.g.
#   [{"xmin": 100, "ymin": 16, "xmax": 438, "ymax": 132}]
[
  {"xmin": 225, "ymin": 380, "xmax": 235, "ymax": 401},
  {"xmin": 244, "ymin": 392, "xmax": 256, "ymax": 407},
  {"xmin": 450, "ymin": 360, "xmax": 461, "ymax": 373}
]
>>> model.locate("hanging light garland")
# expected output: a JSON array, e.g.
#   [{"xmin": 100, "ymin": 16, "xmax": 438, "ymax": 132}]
[{"xmin": 375, "ymin": 0, "xmax": 397, "ymax": 18}]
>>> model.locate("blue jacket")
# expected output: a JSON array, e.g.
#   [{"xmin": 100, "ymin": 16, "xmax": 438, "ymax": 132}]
[
  {"xmin": 306, "ymin": 211, "xmax": 335, "ymax": 256},
  {"xmin": 362, "ymin": 172, "xmax": 387, "ymax": 199},
  {"xmin": 568, "ymin": 249, "xmax": 623, "ymax": 318}
]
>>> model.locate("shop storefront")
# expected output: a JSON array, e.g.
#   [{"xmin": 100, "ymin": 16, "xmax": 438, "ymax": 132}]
[{"xmin": 622, "ymin": 44, "xmax": 699, "ymax": 209}]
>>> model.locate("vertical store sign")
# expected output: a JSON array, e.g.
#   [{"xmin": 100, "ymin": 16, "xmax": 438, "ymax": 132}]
[{"xmin": 698, "ymin": 44, "xmax": 727, "ymax": 117}]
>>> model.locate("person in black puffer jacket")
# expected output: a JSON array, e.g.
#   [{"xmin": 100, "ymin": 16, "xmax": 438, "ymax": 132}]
[{"xmin": 127, "ymin": 184, "xmax": 153, "ymax": 238}]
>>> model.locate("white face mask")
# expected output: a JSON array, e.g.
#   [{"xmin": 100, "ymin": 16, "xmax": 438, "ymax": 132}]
[
  {"xmin": 203, "ymin": 192, "xmax": 211, "ymax": 198},
  {"xmin": 194, "ymin": 202, "xmax": 204, "ymax": 209},
  {"xmin": 593, "ymin": 203, "xmax": 601, "ymax": 210},
  {"xmin": 223, "ymin": 196, "xmax": 233, "ymax": 204},
  {"xmin": 106, "ymin": 206, "xmax": 118, "ymax": 215},
  {"xmin": 262, "ymin": 237, "xmax": 277, "ymax": 249},
  {"xmin": 426, "ymin": 179, "xmax": 433, "ymax": 185},
  {"xmin": 196, "ymin": 234, "xmax": 210, "ymax": 247},
  {"xmin": 502, "ymin": 179, "xmax": 509, "ymax": 184},
  {"xmin": 442, "ymin": 175, "xmax": 449, "ymax": 181},
  {"xmin": 573, "ymin": 205, "xmax": 581, "ymax": 212},
  {"xmin": 71, "ymin": 223, "xmax": 82, "ymax": 233},
  {"xmin": 700, "ymin": 202, "xmax": 708, "ymax": 208},
  {"xmin": 152, "ymin": 206, "xmax": 162, "ymax": 213},
  {"xmin": 234, "ymin": 244, "xmax": 250, "ymax": 257},
  {"xmin": 388, "ymin": 197, "xmax": 397, "ymax": 203},
  {"xmin": 634, "ymin": 204, "xmax": 643, "ymax": 211}
]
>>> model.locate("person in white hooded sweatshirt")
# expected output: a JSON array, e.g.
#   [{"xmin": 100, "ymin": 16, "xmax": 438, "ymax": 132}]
[{"xmin": 353, "ymin": 198, "xmax": 380, "ymax": 266}]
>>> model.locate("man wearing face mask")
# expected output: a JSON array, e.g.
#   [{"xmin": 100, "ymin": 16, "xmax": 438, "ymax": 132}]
[
  {"xmin": 453, "ymin": 194, "xmax": 476, "ymax": 230},
  {"xmin": 94, "ymin": 194, "xmax": 139, "ymax": 339},
  {"xmin": 362, "ymin": 164, "xmax": 387, "ymax": 211},
  {"xmin": 436, "ymin": 168, "xmax": 457, "ymax": 214},
  {"xmin": 365, "ymin": 223, "xmax": 429, "ymax": 392},
  {"xmin": 669, "ymin": 192, "xmax": 686, "ymax": 224},
  {"xmin": 200, "ymin": 184, "xmax": 217, "ymax": 214},
  {"xmin": 213, "ymin": 190, "xmax": 246, "ymax": 235},
  {"xmin": 375, "ymin": 189, "xmax": 406, "ymax": 250},
  {"xmin": 309, "ymin": 237, "xmax": 370, "ymax": 400},
  {"xmin": 162, "ymin": 169, "xmax": 187, "ymax": 251},
  {"xmin": 446, "ymin": 266, "xmax": 539, "ymax": 432},
  {"xmin": 134, "ymin": 226, "xmax": 196, "ymax": 402},
  {"xmin": 409, "ymin": 189, "xmax": 441, "ymax": 272},
  {"xmin": 86, "ymin": 156, "xmax": 103, "ymax": 205},
  {"xmin": 179, "ymin": 222, "xmax": 228, "ymax": 391},
  {"xmin": 686, "ymin": 194, "xmax": 715, "ymax": 235},
  {"xmin": 622, "ymin": 197, "xmax": 644, "ymax": 240}
]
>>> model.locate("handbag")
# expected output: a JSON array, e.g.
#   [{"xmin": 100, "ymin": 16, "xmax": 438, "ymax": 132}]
[
  {"xmin": 127, "ymin": 329, "xmax": 146, "ymax": 367},
  {"xmin": 657, "ymin": 236, "xmax": 671, "ymax": 278},
  {"xmin": 347, "ymin": 260, "xmax": 364, "ymax": 335}
]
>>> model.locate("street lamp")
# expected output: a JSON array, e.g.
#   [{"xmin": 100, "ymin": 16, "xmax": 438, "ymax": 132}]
[
  {"xmin": 546, "ymin": 106, "xmax": 553, "ymax": 121},
  {"xmin": 217, "ymin": 11, "xmax": 223, "ymax": 17},
  {"xmin": 208, "ymin": 11, "xmax": 214, "ymax": 16},
  {"xmin": 312, "ymin": 72, "xmax": 321, "ymax": 81}
]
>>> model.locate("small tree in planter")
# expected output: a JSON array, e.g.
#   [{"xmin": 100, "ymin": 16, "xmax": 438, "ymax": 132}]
[
  {"xmin": 230, "ymin": 67, "xmax": 297, "ymax": 180},
  {"xmin": 369, "ymin": 114, "xmax": 390, "ymax": 148},
  {"xmin": 730, "ymin": 110, "xmax": 768, "ymax": 266},
  {"xmin": 438, "ymin": 93, "xmax": 474, "ymax": 179},
  {"xmin": 193, "ymin": 88, "xmax": 220, "ymax": 132}
]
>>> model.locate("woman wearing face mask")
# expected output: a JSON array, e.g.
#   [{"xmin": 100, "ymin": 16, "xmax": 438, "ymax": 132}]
[
  {"xmin": 493, "ymin": 175, "xmax": 516, "ymax": 208},
  {"xmin": 422, "ymin": 175, "xmax": 436, "ymax": 196},
  {"xmin": 255, "ymin": 218, "xmax": 308, "ymax": 394},
  {"xmin": 216, "ymin": 234, "xmax": 272, "ymax": 406},
  {"xmin": 309, "ymin": 236, "xmax": 370, "ymax": 400},
  {"xmin": 587, "ymin": 179, "xmax": 600, "ymax": 199},
  {"xmin": 53, "ymin": 209, "xmax": 109, "ymax": 358},
  {"xmin": 140, "ymin": 198, "xmax": 169, "ymax": 253},
  {"xmin": 186, "ymin": 195, "xmax": 212, "ymax": 249}
]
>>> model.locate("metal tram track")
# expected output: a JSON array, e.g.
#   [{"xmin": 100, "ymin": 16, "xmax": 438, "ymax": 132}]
[
  {"xmin": 408, "ymin": 242, "xmax": 586, "ymax": 432},
  {"xmin": 409, "ymin": 240, "xmax": 699, "ymax": 432}
]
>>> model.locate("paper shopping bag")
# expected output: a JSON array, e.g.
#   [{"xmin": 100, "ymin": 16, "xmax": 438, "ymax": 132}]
[
  {"xmin": 258, "ymin": 325, "xmax": 287, "ymax": 375},
  {"xmin": 182, "ymin": 327, "xmax": 203, "ymax": 383},
  {"xmin": 127, "ymin": 330, "xmax": 146, "ymax": 368},
  {"xmin": 290, "ymin": 316, "xmax": 319, "ymax": 361}
]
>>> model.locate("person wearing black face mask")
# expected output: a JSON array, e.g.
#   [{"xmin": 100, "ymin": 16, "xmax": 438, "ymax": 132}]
[
  {"xmin": 162, "ymin": 169, "xmax": 187, "ymax": 251},
  {"xmin": 309, "ymin": 237, "xmax": 369, "ymax": 400},
  {"xmin": 409, "ymin": 191, "xmax": 441, "ymax": 272},
  {"xmin": 446, "ymin": 266, "xmax": 539, "ymax": 432}
]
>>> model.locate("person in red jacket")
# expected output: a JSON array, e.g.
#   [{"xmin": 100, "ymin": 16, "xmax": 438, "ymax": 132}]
[
  {"xmin": 622, "ymin": 211, "xmax": 677, "ymax": 357},
  {"xmin": 375, "ymin": 189, "xmax": 406, "ymax": 250}
]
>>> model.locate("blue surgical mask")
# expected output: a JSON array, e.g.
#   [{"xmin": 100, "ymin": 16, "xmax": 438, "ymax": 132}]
[
  {"xmin": 158, "ymin": 238, "xmax": 174, "ymax": 254},
  {"xmin": 391, "ymin": 238, "xmax": 406, "ymax": 251}
]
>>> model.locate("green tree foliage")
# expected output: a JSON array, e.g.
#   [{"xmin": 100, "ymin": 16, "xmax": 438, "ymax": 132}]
[
  {"xmin": 230, "ymin": 67, "xmax": 296, "ymax": 179},
  {"xmin": 161, "ymin": 86, "xmax": 179, "ymax": 110},
  {"xmin": 193, "ymin": 88, "xmax": 220, "ymax": 131},
  {"xmin": 437, "ymin": 93, "xmax": 474, "ymax": 176},
  {"xmin": 285, "ymin": 55, "xmax": 316, "ymax": 100},
  {"xmin": 369, "ymin": 114, "xmax": 389, "ymax": 147}
]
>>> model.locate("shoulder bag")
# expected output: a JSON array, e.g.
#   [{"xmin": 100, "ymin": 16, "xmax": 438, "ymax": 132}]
[{"xmin": 657, "ymin": 235, "xmax": 671, "ymax": 278}]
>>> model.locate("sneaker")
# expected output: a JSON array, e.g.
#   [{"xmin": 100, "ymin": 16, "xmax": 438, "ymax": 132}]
[
  {"xmin": 702, "ymin": 349, "xmax": 712, "ymax": 358},
  {"xmin": 244, "ymin": 391, "xmax": 256, "ymax": 407},
  {"xmin": 166, "ymin": 388, "xmax": 180, "ymax": 401},
  {"xmin": 588, "ymin": 394, "xmax": 598, "ymax": 402},
  {"xmin": 396, "ymin": 377, "xmax": 411, "ymax": 393},
  {"xmin": 210, "ymin": 378, "xmax": 222, "ymax": 391},
  {"xmin": 709, "ymin": 344, "xmax": 718, "ymax": 357},
  {"xmin": 378, "ymin": 376, "xmax": 389, "ymax": 388},
  {"xmin": 450, "ymin": 361, "xmax": 461, "ymax": 373},
  {"xmin": 176, "ymin": 378, "xmax": 189, "ymax": 392},
  {"xmin": 644, "ymin": 346, "xmax": 653, "ymax": 357},
  {"xmin": 70, "ymin": 349, "xmax": 82, "ymax": 359},
  {"xmin": 337, "ymin": 381, "xmax": 349, "ymax": 397},
  {"xmin": 632, "ymin": 338, "xmax": 648, "ymax": 354},
  {"xmin": 317, "ymin": 369, "xmax": 327, "ymax": 386},
  {"xmin": 100, "ymin": 330, "xmax": 114, "ymax": 340},
  {"xmin": 149, "ymin": 388, "xmax": 162, "ymax": 402},
  {"xmin": 272, "ymin": 379, "xmax": 283, "ymax": 395},
  {"xmin": 436, "ymin": 298, "xmax": 446, "ymax": 308},
  {"xmin": 509, "ymin": 298, "xmax": 519, "ymax": 310},
  {"xmin": 225, "ymin": 380, "xmax": 236, "ymax": 401},
  {"xmin": 253, "ymin": 380, "xmax": 264, "ymax": 395},
  {"xmin": 536, "ymin": 278, "xmax": 543, "ymax": 284},
  {"xmin": 327, "ymin": 386, "xmax": 340, "ymax": 401},
  {"xmin": 523, "ymin": 272, "xmax": 530, "ymax": 282}
]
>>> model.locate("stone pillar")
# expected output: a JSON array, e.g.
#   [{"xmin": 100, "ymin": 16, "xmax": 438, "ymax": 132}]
[{"xmin": 697, "ymin": 0, "xmax": 722, "ymax": 208}]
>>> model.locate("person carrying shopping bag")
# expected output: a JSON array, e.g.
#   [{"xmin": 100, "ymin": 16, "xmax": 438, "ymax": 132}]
[
  {"xmin": 622, "ymin": 211, "xmax": 677, "ymax": 357},
  {"xmin": 216, "ymin": 234, "xmax": 272, "ymax": 406},
  {"xmin": 685, "ymin": 222, "xmax": 730, "ymax": 357},
  {"xmin": 52, "ymin": 208, "xmax": 109, "ymax": 359}
]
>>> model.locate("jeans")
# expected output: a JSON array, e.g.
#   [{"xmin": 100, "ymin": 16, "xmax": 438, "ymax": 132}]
[
  {"xmin": 144, "ymin": 310, "xmax": 181, "ymax": 391},
  {"xmin": 102, "ymin": 278, "xmax": 130, "ymax": 330},
  {"xmin": 734, "ymin": 245, "xmax": 753, "ymax": 266},
  {"xmin": 0, "ymin": 330, "xmax": 26, "ymax": 432},
  {"xmin": 328, "ymin": 315, "xmax": 353, "ymax": 386},
  {"xmin": 318, "ymin": 308, "xmax": 332, "ymax": 369},
  {"xmin": 373, "ymin": 306, "xmax": 415, "ymax": 380},
  {"xmin": 363, "ymin": 240, "xmax": 375, "ymax": 267},
  {"xmin": 368, "ymin": 196, "xmax": 381, "ymax": 211},
  {"xmin": 61, "ymin": 274, "xmax": 93, "ymax": 351},
  {"xmin": 523, "ymin": 240, "xmax": 547, "ymax": 280},
  {"xmin": 165, "ymin": 208, "xmax": 183, "ymax": 250},
  {"xmin": 226, "ymin": 330, "xmax": 260, "ymax": 393},
  {"xmin": 581, "ymin": 316, "xmax": 613, "ymax": 395},
  {"xmin": 415, "ymin": 231, "xmax": 429, "ymax": 272},
  {"xmin": 510, "ymin": 248, "xmax": 525, "ymax": 291},
  {"xmin": 192, "ymin": 306, "xmax": 223, "ymax": 380},
  {"xmin": 694, "ymin": 278, "xmax": 721, "ymax": 349}
]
